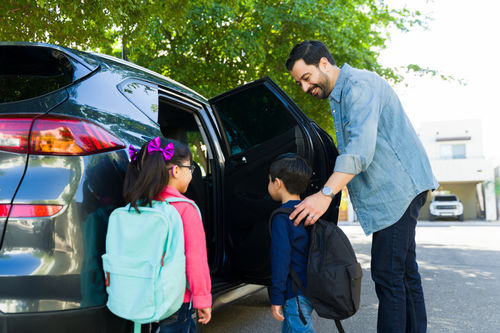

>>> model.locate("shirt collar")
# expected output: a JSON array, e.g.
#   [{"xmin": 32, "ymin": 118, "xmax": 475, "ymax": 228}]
[
  {"xmin": 281, "ymin": 200, "xmax": 301, "ymax": 208},
  {"xmin": 156, "ymin": 185, "xmax": 185, "ymax": 201},
  {"xmin": 329, "ymin": 63, "xmax": 351, "ymax": 103}
]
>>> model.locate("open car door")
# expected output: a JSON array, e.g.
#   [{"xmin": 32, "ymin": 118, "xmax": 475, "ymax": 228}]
[{"xmin": 209, "ymin": 77, "xmax": 340, "ymax": 285}]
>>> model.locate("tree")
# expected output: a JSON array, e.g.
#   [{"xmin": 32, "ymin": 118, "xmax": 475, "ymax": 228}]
[{"xmin": 1, "ymin": 0, "xmax": 423, "ymax": 134}]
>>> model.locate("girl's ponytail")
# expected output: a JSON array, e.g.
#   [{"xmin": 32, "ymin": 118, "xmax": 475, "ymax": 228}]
[{"xmin": 123, "ymin": 137, "xmax": 192, "ymax": 212}]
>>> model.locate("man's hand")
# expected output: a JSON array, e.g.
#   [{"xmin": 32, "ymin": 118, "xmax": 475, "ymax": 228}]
[
  {"xmin": 271, "ymin": 305, "xmax": 284, "ymax": 321},
  {"xmin": 290, "ymin": 191, "xmax": 332, "ymax": 226}
]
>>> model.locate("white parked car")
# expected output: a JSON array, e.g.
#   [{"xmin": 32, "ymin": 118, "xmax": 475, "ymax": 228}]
[{"xmin": 429, "ymin": 194, "xmax": 464, "ymax": 221}]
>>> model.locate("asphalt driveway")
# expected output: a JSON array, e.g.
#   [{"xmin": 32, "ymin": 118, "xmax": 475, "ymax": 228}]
[{"xmin": 203, "ymin": 221, "xmax": 500, "ymax": 332}]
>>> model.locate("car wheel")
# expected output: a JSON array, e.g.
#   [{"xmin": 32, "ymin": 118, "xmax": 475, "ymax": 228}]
[
  {"xmin": 458, "ymin": 214, "xmax": 464, "ymax": 221},
  {"xmin": 429, "ymin": 214, "xmax": 435, "ymax": 221}
]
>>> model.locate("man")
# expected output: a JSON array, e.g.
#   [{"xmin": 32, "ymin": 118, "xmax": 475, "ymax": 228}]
[{"xmin": 286, "ymin": 40, "xmax": 438, "ymax": 333}]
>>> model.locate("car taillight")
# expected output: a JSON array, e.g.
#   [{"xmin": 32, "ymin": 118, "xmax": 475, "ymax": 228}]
[
  {"xmin": 0, "ymin": 114, "xmax": 125, "ymax": 155},
  {"xmin": 0, "ymin": 204, "xmax": 63, "ymax": 218},
  {"xmin": 0, "ymin": 116, "xmax": 32, "ymax": 153}
]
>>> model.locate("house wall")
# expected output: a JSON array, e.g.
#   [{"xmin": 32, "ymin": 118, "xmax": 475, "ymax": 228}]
[{"xmin": 418, "ymin": 119, "xmax": 496, "ymax": 221}]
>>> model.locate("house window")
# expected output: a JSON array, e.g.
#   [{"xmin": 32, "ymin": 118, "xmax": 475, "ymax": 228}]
[{"xmin": 440, "ymin": 144, "xmax": 466, "ymax": 159}]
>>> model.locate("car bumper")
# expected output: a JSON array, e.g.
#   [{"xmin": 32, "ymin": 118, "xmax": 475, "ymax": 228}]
[{"xmin": 0, "ymin": 305, "xmax": 129, "ymax": 333}]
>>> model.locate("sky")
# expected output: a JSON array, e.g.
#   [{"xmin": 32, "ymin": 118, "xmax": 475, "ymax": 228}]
[{"xmin": 378, "ymin": 0, "xmax": 500, "ymax": 164}]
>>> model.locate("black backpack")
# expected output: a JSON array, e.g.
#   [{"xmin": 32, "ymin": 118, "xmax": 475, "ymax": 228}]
[{"xmin": 269, "ymin": 208, "xmax": 363, "ymax": 333}]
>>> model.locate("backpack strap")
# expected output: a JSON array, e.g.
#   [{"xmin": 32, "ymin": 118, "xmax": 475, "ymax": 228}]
[
  {"xmin": 268, "ymin": 207, "xmax": 295, "ymax": 235},
  {"xmin": 133, "ymin": 322, "xmax": 140, "ymax": 333},
  {"xmin": 289, "ymin": 268, "xmax": 308, "ymax": 326},
  {"xmin": 163, "ymin": 197, "xmax": 202, "ymax": 219},
  {"xmin": 335, "ymin": 320, "xmax": 346, "ymax": 333}
]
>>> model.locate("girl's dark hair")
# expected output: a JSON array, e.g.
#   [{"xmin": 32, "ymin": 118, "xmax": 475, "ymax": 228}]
[
  {"xmin": 285, "ymin": 40, "xmax": 336, "ymax": 71},
  {"xmin": 269, "ymin": 153, "xmax": 312, "ymax": 195},
  {"xmin": 123, "ymin": 137, "xmax": 192, "ymax": 212}
]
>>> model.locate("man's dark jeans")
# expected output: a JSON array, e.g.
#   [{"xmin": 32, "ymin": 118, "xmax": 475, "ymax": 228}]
[{"xmin": 371, "ymin": 191, "xmax": 428, "ymax": 333}]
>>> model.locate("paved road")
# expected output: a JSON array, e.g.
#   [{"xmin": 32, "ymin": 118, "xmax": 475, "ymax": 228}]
[{"xmin": 202, "ymin": 221, "xmax": 500, "ymax": 332}]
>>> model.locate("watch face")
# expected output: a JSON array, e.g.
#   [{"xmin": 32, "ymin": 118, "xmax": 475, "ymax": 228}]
[{"xmin": 322, "ymin": 186, "xmax": 332, "ymax": 196}]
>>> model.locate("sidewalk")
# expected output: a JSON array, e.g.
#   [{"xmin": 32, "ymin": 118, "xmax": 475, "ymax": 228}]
[{"xmin": 339, "ymin": 220, "xmax": 500, "ymax": 227}]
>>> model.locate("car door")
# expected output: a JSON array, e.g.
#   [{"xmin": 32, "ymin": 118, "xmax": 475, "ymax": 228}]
[{"xmin": 209, "ymin": 77, "xmax": 340, "ymax": 284}]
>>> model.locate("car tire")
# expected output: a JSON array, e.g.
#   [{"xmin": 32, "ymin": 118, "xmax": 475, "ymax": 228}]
[
  {"xmin": 429, "ymin": 214, "xmax": 435, "ymax": 221},
  {"xmin": 458, "ymin": 214, "xmax": 464, "ymax": 221}
]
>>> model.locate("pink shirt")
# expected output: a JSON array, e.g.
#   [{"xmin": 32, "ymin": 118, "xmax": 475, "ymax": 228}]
[{"xmin": 157, "ymin": 186, "xmax": 212, "ymax": 309}]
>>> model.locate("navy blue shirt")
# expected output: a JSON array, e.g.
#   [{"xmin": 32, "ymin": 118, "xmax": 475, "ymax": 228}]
[{"xmin": 270, "ymin": 200, "xmax": 310, "ymax": 305}]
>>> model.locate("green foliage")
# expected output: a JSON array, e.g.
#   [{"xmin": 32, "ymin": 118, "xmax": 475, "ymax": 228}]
[
  {"xmin": 405, "ymin": 64, "xmax": 466, "ymax": 85},
  {"xmin": 1, "ymin": 0, "xmax": 423, "ymax": 135}
]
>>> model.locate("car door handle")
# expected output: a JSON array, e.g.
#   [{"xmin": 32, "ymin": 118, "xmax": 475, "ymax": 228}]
[{"xmin": 231, "ymin": 156, "xmax": 247, "ymax": 166}]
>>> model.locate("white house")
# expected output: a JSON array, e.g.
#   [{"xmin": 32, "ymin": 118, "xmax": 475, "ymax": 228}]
[{"xmin": 419, "ymin": 119, "xmax": 497, "ymax": 221}]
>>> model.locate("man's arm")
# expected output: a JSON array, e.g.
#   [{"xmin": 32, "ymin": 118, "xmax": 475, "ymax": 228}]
[{"xmin": 290, "ymin": 171, "xmax": 354, "ymax": 226}]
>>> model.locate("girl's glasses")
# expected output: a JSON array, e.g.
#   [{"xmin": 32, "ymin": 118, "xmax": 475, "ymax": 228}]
[{"xmin": 176, "ymin": 164, "xmax": 195, "ymax": 174}]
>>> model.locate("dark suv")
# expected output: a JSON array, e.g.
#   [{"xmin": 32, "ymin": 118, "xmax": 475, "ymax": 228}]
[{"xmin": 0, "ymin": 42, "xmax": 340, "ymax": 332}]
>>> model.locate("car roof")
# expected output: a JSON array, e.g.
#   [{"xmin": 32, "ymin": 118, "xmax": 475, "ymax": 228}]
[
  {"xmin": 0, "ymin": 41, "xmax": 208, "ymax": 105},
  {"xmin": 90, "ymin": 52, "xmax": 208, "ymax": 104}
]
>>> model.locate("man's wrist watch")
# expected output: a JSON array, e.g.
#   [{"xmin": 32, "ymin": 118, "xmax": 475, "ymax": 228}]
[{"xmin": 321, "ymin": 186, "xmax": 335, "ymax": 199}]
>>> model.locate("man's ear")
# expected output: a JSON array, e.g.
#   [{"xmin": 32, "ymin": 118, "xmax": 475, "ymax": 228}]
[{"xmin": 319, "ymin": 57, "xmax": 330, "ymax": 71}]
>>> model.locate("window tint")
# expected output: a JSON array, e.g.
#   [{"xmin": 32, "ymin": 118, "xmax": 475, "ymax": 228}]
[
  {"xmin": 158, "ymin": 99, "xmax": 210, "ymax": 179},
  {"xmin": 0, "ymin": 46, "xmax": 91, "ymax": 103},
  {"xmin": 118, "ymin": 80, "xmax": 159, "ymax": 122},
  {"xmin": 213, "ymin": 84, "xmax": 298, "ymax": 155},
  {"xmin": 434, "ymin": 196, "xmax": 458, "ymax": 202}
]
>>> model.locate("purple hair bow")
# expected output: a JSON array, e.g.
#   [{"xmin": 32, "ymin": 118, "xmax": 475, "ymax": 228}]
[
  {"xmin": 148, "ymin": 137, "xmax": 174, "ymax": 162},
  {"xmin": 128, "ymin": 145, "xmax": 139, "ymax": 162}
]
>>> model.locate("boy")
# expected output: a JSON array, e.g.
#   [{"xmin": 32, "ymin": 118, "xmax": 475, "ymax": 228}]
[{"xmin": 268, "ymin": 153, "xmax": 315, "ymax": 333}]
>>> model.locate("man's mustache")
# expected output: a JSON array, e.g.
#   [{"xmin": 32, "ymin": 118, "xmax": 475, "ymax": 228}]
[{"xmin": 308, "ymin": 85, "xmax": 319, "ymax": 95}]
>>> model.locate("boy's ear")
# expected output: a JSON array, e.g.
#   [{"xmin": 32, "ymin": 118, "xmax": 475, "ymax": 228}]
[{"xmin": 274, "ymin": 177, "xmax": 283, "ymax": 189}]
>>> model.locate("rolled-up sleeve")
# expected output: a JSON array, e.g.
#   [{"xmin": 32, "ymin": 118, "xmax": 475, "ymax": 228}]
[{"xmin": 334, "ymin": 79, "xmax": 381, "ymax": 175}]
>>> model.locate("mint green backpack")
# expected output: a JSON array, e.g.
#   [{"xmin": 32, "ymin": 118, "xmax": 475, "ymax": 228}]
[{"xmin": 102, "ymin": 198, "xmax": 199, "ymax": 333}]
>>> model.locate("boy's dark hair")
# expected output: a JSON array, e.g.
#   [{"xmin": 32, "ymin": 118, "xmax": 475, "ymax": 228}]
[
  {"xmin": 123, "ymin": 137, "xmax": 192, "ymax": 212},
  {"xmin": 269, "ymin": 153, "xmax": 312, "ymax": 195},
  {"xmin": 285, "ymin": 40, "xmax": 336, "ymax": 71}
]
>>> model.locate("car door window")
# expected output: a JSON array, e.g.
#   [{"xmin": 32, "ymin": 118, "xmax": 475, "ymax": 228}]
[
  {"xmin": 118, "ymin": 79, "xmax": 159, "ymax": 122},
  {"xmin": 214, "ymin": 84, "xmax": 301, "ymax": 156}
]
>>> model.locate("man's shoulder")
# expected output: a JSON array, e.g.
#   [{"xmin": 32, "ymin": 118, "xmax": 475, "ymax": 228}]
[{"xmin": 344, "ymin": 65, "xmax": 382, "ymax": 86}]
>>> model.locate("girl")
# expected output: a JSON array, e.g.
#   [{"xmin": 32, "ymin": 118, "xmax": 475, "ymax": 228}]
[{"xmin": 123, "ymin": 136, "xmax": 212, "ymax": 332}]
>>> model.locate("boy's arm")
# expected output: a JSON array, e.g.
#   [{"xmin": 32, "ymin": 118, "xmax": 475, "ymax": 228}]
[{"xmin": 270, "ymin": 214, "xmax": 292, "ymax": 306}]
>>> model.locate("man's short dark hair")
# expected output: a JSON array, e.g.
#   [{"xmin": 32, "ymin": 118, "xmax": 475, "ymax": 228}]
[
  {"xmin": 269, "ymin": 153, "xmax": 312, "ymax": 195},
  {"xmin": 285, "ymin": 40, "xmax": 336, "ymax": 71}
]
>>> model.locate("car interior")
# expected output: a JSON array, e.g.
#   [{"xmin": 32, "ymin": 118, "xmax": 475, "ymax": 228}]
[{"xmin": 157, "ymin": 98, "xmax": 216, "ymax": 266}]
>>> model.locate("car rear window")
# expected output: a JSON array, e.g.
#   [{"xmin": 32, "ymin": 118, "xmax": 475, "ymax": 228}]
[
  {"xmin": 434, "ymin": 196, "xmax": 458, "ymax": 201},
  {"xmin": 0, "ymin": 45, "xmax": 92, "ymax": 103}
]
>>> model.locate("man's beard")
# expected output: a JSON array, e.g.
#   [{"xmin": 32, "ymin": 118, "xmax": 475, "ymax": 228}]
[{"xmin": 307, "ymin": 72, "xmax": 331, "ymax": 99}]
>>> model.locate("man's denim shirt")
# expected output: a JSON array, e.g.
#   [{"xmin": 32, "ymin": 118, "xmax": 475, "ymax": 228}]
[{"xmin": 329, "ymin": 64, "xmax": 438, "ymax": 235}]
